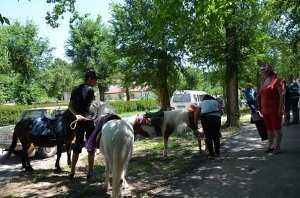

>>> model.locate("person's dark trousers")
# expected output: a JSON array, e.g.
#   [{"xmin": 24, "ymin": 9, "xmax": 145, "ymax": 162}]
[
  {"xmin": 284, "ymin": 99, "xmax": 292, "ymax": 124},
  {"xmin": 201, "ymin": 115, "xmax": 221, "ymax": 156},
  {"xmin": 290, "ymin": 97, "xmax": 299, "ymax": 124}
]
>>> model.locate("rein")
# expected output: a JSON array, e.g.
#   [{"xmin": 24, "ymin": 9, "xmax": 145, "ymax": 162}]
[{"xmin": 70, "ymin": 115, "xmax": 92, "ymax": 130}]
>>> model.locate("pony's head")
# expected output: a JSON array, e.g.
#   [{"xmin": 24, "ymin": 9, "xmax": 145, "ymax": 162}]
[
  {"xmin": 125, "ymin": 115, "xmax": 156, "ymax": 138},
  {"xmin": 186, "ymin": 104, "xmax": 199, "ymax": 132}
]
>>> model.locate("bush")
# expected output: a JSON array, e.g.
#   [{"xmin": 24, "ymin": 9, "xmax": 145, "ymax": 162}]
[
  {"xmin": 109, "ymin": 99, "xmax": 158, "ymax": 114},
  {"xmin": 0, "ymin": 105, "xmax": 29, "ymax": 126},
  {"xmin": 0, "ymin": 100, "xmax": 158, "ymax": 127},
  {"xmin": 0, "ymin": 102, "xmax": 68, "ymax": 127}
]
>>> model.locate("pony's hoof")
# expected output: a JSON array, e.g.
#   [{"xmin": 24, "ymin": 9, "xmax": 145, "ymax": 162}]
[
  {"xmin": 55, "ymin": 167, "xmax": 62, "ymax": 173},
  {"xmin": 69, "ymin": 172, "xmax": 75, "ymax": 179},
  {"xmin": 25, "ymin": 166, "xmax": 34, "ymax": 172}
]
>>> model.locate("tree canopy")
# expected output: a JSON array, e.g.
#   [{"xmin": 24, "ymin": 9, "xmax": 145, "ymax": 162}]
[
  {"xmin": 66, "ymin": 16, "xmax": 117, "ymax": 101},
  {"xmin": 0, "ymin": 0, "xmax": 299, "ymax": 126}
]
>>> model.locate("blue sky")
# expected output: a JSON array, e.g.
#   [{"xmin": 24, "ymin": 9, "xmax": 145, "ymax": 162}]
[{"xmin": 0, "ymin": 0, "xmax": 123, "ymax": 60}]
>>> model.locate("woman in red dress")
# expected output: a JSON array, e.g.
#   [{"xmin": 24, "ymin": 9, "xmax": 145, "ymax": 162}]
[{"xmin": 257, "ymin": 61, "xmax": 284, "ymax": 154}]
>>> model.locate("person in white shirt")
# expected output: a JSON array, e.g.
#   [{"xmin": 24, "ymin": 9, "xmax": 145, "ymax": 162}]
[{"xmin": 198, "ymin": 95, "xmax": 222, "ymax": 158}]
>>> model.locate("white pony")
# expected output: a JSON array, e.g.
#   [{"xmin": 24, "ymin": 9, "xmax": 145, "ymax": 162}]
[
  {"xmin": 126, "ymin": 106, "xmax": 200, "ymax": 157},
  {"xmin": 100, "ymin": 119, "xmax": 134, "ymax": 198}
]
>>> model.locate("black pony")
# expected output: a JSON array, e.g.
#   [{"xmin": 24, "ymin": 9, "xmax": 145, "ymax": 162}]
[{"xmin": 1, "ymin": 110, "xmax": 75, "ymax": 172}]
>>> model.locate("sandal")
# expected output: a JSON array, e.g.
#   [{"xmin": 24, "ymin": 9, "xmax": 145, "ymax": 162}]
[{"xmin": 273, "ymin": 147, "xmax": 281, "ymax": 155}]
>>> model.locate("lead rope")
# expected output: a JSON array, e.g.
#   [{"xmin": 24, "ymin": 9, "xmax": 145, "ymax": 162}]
[
  {"xmin": 70, "ymin": 119, "xmax": 78, "ymax": 130},
  {"xmin": 69, "ymin": 114, "xmax": 91, "ymax": 130}
]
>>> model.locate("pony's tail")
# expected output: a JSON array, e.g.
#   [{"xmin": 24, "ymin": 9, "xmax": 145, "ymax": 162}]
[
  {"xmin": 0, "ymin": 131, "xmax": 18, "ymax": 163},
  {"xmin": 112, "ymin": 148, "xmax": 124, "ymax": 198},
  {"xmin": 111, "ymin": 137, "xmax": 133, "ymax": 198}
]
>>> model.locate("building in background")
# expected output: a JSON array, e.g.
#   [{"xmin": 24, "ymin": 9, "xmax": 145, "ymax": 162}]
[{"xmin": 104, "ymin": 85, "xmax": 152, "ymax": 101}]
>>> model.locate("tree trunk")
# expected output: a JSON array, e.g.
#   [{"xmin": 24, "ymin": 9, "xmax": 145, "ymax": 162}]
[
  {"xmin": 158, "ymin": 67, "xmax": 171, "ymax": 110},
  {"xmin": 159, "ymin": 84, "xmax": 170, "ymax": 110},
  {"xmin": 224, "ymin": 23, "xmax": 240, "ymax": 127},
  {"xmin": 98, "ymin": 85, "xmax": 106, "ymax": 102},
  {"xmin": 157, "ymin": 59, "xmax": 171, "ymax": 110},
  {"xmin": 125, "ymin": 87, "xmax": 130, "ymax": 101}
]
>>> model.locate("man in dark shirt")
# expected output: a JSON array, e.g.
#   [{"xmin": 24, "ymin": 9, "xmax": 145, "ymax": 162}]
[{"xmin": 69, "ymin": 69, "xmax": 97, "ymax": 179}]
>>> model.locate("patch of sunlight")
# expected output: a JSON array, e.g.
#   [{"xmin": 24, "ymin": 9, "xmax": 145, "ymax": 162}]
[
  {"xmin": 240, "ymin": 114, "xmax": 251, "ymax": 124},
  {"xmin": 231, "ymin": 147, "xmax": 254, "ymax": 152},
  {"xmin": 222, "ymin": 127, "xmax": 239, "ymax": 136},
  {"xmin": 197, "ymin": 166, "xmax": 223, "ymax": 171},
  {"xmin": 237, "ymin": 156, "xmax": 260, "ymax": 160},
  {"xmin": 133, "ymin": 139, "xmax": 164, "ymax": 153},
  {"xmin": 245, "ymin": 137, "xmax": 261, "ymax": 141},
  {"xmin": 190, "ymin": 175, "xmax": 203, "ymax": 179}
]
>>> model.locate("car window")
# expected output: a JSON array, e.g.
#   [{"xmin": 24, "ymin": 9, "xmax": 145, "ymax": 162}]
[
  {"xmin": 21, "ymin": 109, "xmax": 49, "ymax": 120},
  {"xmin": 173, "ymin": 94, "xmax": 191, "ymax": 102}
]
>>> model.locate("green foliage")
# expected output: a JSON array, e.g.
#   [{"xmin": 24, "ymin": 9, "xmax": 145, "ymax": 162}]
[
  {"xmin": 4, "ymin": 22, "xmax": 52, "ymax": 81},
  {"xmin": 0, "ymin": 105, "xmax": 29, "ymax": 126},
  {"xmin": 0, "ymin": 99, "xmax": 156, "ymax": 126},
  {"xmin": 12, "ymin": 81, "xmax": 49, "ymax": 104},
  {"xmin": 66, "ymin": 16, "xmax": 116, "ymax": 99},
  {"xmin": 38, "ymin": 58, "xmax": 79, "ymax": 99},
  {"xmin": 0, "ymin": 74, "xmax": 15, "ymax": 103},
  {"xmin": 271, "ymin": 0, "xmax": 300, "ymax": 53},
  {"xmin": 176, "ymin": 67, "xmax": 223, "ymax": 95},
  {"xmin": 111, "ymin": 0, "xmax": 188, "ymax": 107},
  {"xmin": 109, "ymin": 99, "xmax": 158, "ymax": 114},
  {"xmin": 0, "ymin": 22, "xmax": 52, "ymax": 104},
  {"xmin": 45, "ymin": 0, "xmax": 76, "ymax": 28}
]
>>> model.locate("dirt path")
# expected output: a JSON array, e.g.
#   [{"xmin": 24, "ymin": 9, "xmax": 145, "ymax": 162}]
[
  {"xmin": 150, "ymin": 124, "xmax": 300, "ymax": 198},
  {"xmin": 0, "ymin": 149, "xmax": 109, "ymax": 198},
  {"xmin": 1, "ymin": 123, "xmax": 299, "ymax": 198}
]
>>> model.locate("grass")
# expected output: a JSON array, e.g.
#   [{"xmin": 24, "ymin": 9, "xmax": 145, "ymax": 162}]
[
  {"xmin": 73, "ymin": 111, "xmax": 252, "ymax": 195},
  {"xmin": 71, "ymin": 131, "xmax": 202, "ymax": 195},
  {"xmin": 2, "ymin": 112, "xmax": 254, "ymax": 197}
]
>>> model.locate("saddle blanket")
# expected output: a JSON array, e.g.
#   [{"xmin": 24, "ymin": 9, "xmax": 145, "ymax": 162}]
[{"xmin": 85, "ymin": 113, "xmax": 121, "ymax": 152}]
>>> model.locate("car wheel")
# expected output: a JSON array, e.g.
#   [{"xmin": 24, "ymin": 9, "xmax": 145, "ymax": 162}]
[{"xmin": 37, "ymin": 147, "xmax": 57, "ymax": 158}]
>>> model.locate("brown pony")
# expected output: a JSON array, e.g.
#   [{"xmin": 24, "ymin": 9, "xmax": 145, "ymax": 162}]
[
  {"xmin": 126, "ymin": 106, "xmax": 201, "ymax": 157},
  {"xmin": 1, "ymin": 110, "xmax": 75, "ymax": 172}
]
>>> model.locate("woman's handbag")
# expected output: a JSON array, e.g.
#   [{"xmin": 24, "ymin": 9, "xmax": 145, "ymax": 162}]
[{"xmin": 251, "ymin": 111, "xmax": 268, "ymax": 141}]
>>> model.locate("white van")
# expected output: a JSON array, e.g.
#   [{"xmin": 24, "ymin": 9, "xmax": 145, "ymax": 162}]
[{"xmin": 170, "ymin": 90, "xmax": 207, "ymax": 110}]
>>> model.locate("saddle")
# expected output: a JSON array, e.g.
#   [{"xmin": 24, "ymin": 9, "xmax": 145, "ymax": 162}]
[
  {"xmin": 85, "ymin": 113, "xmax": 121, "ymax": 152},
  {"xmin": 30, "ymin": 115, "xmax": 65, "ymax": 139}
]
